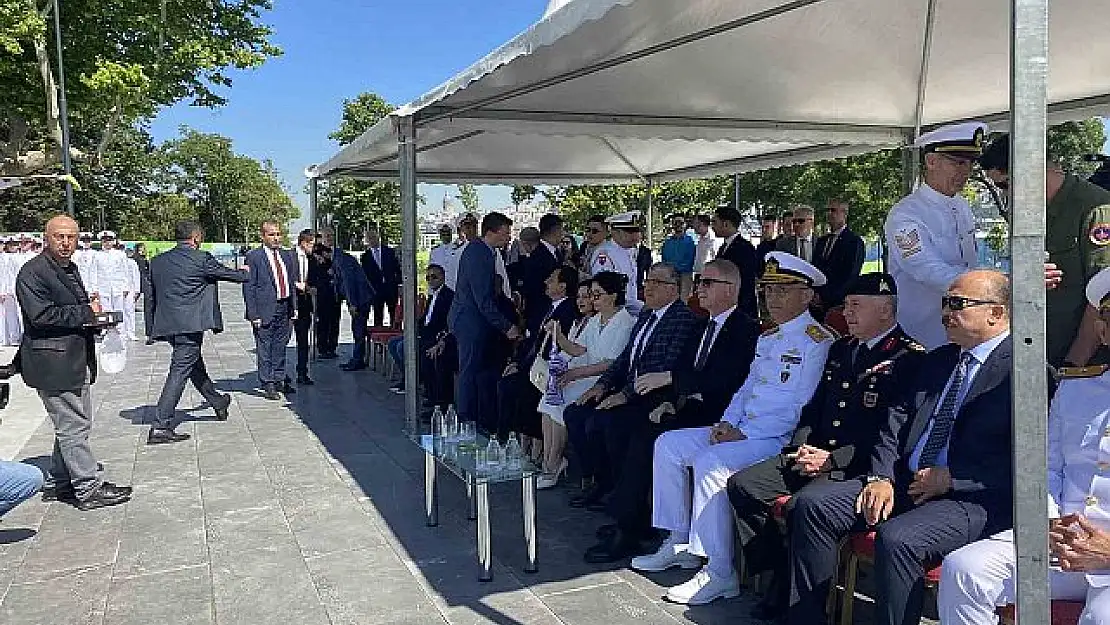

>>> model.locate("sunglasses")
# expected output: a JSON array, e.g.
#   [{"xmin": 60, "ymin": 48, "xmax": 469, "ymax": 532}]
[
  {"xmin": 792, "ymin": 218, "xmax": 811, "ymax": 224},
  {"xmin": 941, "ymin": 295, "xmax": 1001, "ymax": 311},
  {"xmin": 588, "ymin": 227, "xmax": 604, "ymax": 234}
]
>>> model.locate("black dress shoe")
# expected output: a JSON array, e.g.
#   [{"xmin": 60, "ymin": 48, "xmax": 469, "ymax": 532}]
[
  {"xmin": 147, "ymin": 428, "xmax": 191, "ymax": 445},
  {"xmin": 569, "ymin": 485, "xmax": 606, "ymax": 508},
  {"xmin": 584, "ymin": 530, "xmax": 645, "ymax": 564},
  {"xmin": 76, "ymin": 482, "xmax": 132, "ymax": 511},
  {"xmin": 212, "ymin": 394, "xmax": 232, "ymax": 421},
  {"xmin": 750, "ymin": 599, "xmax": 786, "ymax": 622},
  {"xmin": 282, "ymin": 381, "xmax": 296, "ymax": 394},
  {"xmin": 596, "ymin": 523, "xmax": 618, "ymax": 540},
  {"xmin": 42, "ymin": 484, "xmax": 77, "ymax": 502},
  {"xmin": 145, "ymin": 339, "xmax": 155, "ymax": 345},
  {"xmin": 340, "ymin": 361, "xmax": 367, "ymax": 372},
  {"xmin": 262, "ymin": 383, "xmax": 281, "ymax": 400},
  {"xmin": 586, "ymin": 492, "xmax": 611, "ymax": 512},
  {"xmin": 296, "ymin": 375, "xmax": 314, "ymax": 386}
]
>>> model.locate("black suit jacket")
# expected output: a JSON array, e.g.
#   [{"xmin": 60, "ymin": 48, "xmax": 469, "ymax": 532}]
[
  {"xmin": 293, "ymin": 250, "xmax": 322, "ymax": 316},
  {"xmin": 360, "ymin": 246, "xmax": 402, "ymax": 303},
  {"xmin": 600, "ymin": 300, "xmax": 701, "ymax": 400},
  {"xmin": 419, "ymin": 286, "xmax": 454, "ymax": 349},
  {"xmin": 755, "ymin": 238, "xmax": 779, "ymax": 271},
  {"xmin": 793, "ymin": 326, "xmax": 925, "ymax": 480},
  {"xmin": 671, "ymin": 308, "xmax": 760, "ymax": 419},
  {"xmin": 512, "ymin": 244, "xmax": 560, "ymax": 334},
  {"xmin": 813, "ymin": 228, "xmax": 866, "ymax": 308},
  {"xmin": 717, "ymin": 236, "xmax": 759, "ymax": 318},
  {"xmin": 150, "ymin": 244, "xmax": 249, "ymax": 339},
  {"xmin": 870, "ymin": 337, "xmax": 1015, "ymax": 534},
  {"xmin": 15, "ymin": 253, "xmax": 97, "ymax": 391},
  {"xmin": 518, "ymin": 297, "xmax": 578, "ymax": 367}
]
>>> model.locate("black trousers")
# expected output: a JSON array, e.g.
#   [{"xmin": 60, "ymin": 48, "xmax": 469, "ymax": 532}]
[
  {"xmin": 371, "ymin": 292, "xmax": 398, "ymax": 327},
  {"xmin": 315, "ymin": 294, "xmax": 340, "ymax": 356},
  {"xmin": 608, "ymin": 402, "xmax": 719, "ymax": 533},
  {"xmin": 424, "ymin": 349, "xmax": 456, "ymax": 410},
  {"xmin": 564, "ymin": 402, "xmax": 645, "ymax": 495},
  {"xmin": 496, "ymin": 370, "xmax": 542, "ymax": 440},
  {"xmin": 141, "ymin": 278, "xmax": 153, "ymax": 337},
  {"xmin": 253, "ymin": 308, "xmax": 293, "ymax": 384},
  {"xmin": 294, "ymin": 303, "xmax": 312, "ymax": 377},
  {"xmin": 787, "ymin": 480, "xmax": 990, "ymax": 625},
  {"xmin": 456, "ymin": 330, "xmax": 500, "ymax": 434},
  {"xmin": 153, "ymin": 332, "xmax": 223, "ymax": 430}
]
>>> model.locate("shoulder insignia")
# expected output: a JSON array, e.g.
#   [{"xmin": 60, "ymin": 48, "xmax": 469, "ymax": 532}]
[
  {"xmin": 806, "ymin": 324, "xmax": 831, "ymax": 343},
  {"xmin": 596, "ymin": 252, "xmax": 609, "ymax": 267},
  {"xmin": 1090, "ymin": 224, "xmax": 1110, "ymax": 247},
  {"xmin": 894, "ymin": 229, "xmax": 923, "ymax": 258},
  {"xmin": 1058, "ymin": 364, "xmax": 1110, "ymax": 379}
]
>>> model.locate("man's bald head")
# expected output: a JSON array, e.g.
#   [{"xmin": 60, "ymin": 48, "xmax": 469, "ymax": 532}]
[
  {"xmin": 44, "ymin": 215, "xmax": 79, "ymax": 262},
  {"xmin": 942, "ymin": 270, "xmax": 1010, "ymax": 348}
]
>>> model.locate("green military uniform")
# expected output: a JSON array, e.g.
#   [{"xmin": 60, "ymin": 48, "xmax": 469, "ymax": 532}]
[{"xmin": 1046, "ymin": 174, "xmax": 1110, "ymax": 366}]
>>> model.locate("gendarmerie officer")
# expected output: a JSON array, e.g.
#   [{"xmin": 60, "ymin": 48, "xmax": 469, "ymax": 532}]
[
  {"xmin": 16, "ymin": 215, "xmax": 132, "ymax": 510},
  {"xmin": 727, "ymin": 272, "xmax": 925, "ymax": 620},
  {"xmin": 884, "ymin": 122, "xmax": 986, "ymax": 349}
]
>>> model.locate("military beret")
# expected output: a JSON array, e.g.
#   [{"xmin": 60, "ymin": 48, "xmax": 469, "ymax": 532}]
[{"xmin": 846, "ymin": 272, "xmax": 897, "ymax": 297}]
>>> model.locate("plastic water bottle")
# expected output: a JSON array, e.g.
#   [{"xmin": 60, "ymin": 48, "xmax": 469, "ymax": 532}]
[
  {"xmin": 431, "ymin": 406, "xmax": 444, "ymax": 438},
  {"xmin": 485, "ymin": 438, "xmax": 503, "ymax": 472},
  {"xmin": 445, "ymin": 405, "xmax": 458, "ymax": 441},
  {"xmin": 504, "ymin": 434, "xmax": 522, "ymax": 471}
]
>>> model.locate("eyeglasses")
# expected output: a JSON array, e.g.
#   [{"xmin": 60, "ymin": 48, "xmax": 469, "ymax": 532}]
[
  {"xmin": 588, "ymin": 227, "xmax": 604, "ymax": 234},
  {"xmin": 589, "ymin": 290, "xmax": 609, "ymax": 299},
  {"xmin": 937, "ymin": 153, "xmax": 977, "ymax": 167},
  {"xmin": 941, "ymin": 295, "xmax": 1001, "ymax": 311},
  {"xmin": 698, "ymin": 278, "xmax": 734, "ymax": 288},
  {"xmin": 792, "ymin": 218, "xmax": 811, "ymax": 224},
  {"xmin": 643, "ymin": 278, "xmax": 678, "ymax": 287}
]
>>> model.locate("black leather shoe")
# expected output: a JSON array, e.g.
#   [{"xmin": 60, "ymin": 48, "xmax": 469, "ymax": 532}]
[
  {"xmin": 147, "ymin": 428, "xmax": 191, "ymax": 445},
  {"xmin": 263, "ymin": 383, "xmax": 281, "ymax": 400},
  {"xmin": 586, "ymin": 492, "xmax": 611, "ymax": 513},
  {"xmin": 750, "ymin": 599, "xmax": 786, "ymax": 622},
  {"xmin": 595, "ymin": 523, "xmax": 618, "ymax": 540},
  {"xmin": 296, "ymin": 375, "xmax": 314, "ymax": 386},
  {"xmin": 145, "ymin": 339, "xmax": 155, "ymax": 345},
  {"xmin": 282, "ymin": 381, "xmax": 296, "ymax": 394},
  {"xmin": 340, "ymin": 361, "xmax": 367, "ymax": 372},
  {"xmin": 584, "ymin": 530, "xmax": 645, "ymax": 564},
  {"xmin": 569, "ymin": 485, "xmax": 606, "ymax": 508},
  {"xmin": 76, "ymin": 482, "xmax": 132, "ymax": 511},
  {"xmin": 212, "ymin": 394, "xmax": 232, "ymax": 421},
  {"xmin": 42, "ymin": 484, "xmax": 77, "ymax": 503}
]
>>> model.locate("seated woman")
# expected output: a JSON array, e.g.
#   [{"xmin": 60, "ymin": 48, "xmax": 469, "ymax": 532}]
[{"xmin": 539, "ymin": 271, "xmax": 635, "ymax": 489}]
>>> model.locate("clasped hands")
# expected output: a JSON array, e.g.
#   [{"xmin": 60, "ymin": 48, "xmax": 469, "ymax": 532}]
[
  {"xmin": 784, "ymin": 444, "xmax": 832, "ymax": 477},
  {"xmin": 708, "ymin": 421, "xmax": 745, "ymax": 445},
  {"xmin": 574, "ymin": 384, "xmax": 627, "ymax": 409},
  {"xmin": 1050, "ymin": 514, "xmax": 1110, "ymax": 572}
]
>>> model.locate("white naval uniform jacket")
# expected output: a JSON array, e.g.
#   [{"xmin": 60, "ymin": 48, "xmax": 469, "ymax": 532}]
[
  {"xmin": 95, "ymin": 248, "xmax": 133, "ymax": 296},
  {"xmin": 1048, "ymin": 368, "xmax": 1110, "ymax": 586},
  {"xmin": 73, "ymin": 249, "xmax": 99, "ymax": 295},
  {"xmin": 590, "ymin": 239, "xmax": 641, "ymax": 314},
  {"xmin": 884, "ymin": 183, "xmax": 978, "ymax": 350},
  {"xmin": 721, "ymin": 310, "xmax": 834, "ymax": 442}
]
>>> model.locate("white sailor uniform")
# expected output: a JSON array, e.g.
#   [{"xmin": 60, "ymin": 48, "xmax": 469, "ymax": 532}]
[{"xmin": 590, "ymin": 239, "xmax": 640, "ymax": 313}]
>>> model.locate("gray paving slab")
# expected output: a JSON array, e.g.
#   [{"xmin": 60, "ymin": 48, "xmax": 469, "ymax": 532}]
[{"xmin": 104, "ymin": 565, "xmax": 214, "ymax": 625}]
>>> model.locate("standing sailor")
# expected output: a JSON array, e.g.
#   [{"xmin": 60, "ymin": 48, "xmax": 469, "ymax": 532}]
[
  {"xmin": 95, "ymin": 231, "xmax": 132, "ymax": 333},
  {"xmin": 590, "ymin": 211, "xmax": 642, "ymax": 314}
]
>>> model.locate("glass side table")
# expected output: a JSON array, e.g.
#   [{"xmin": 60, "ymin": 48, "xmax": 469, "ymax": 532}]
[{"xmin": 411, "ymin": 434, "xmax": 538, "ymax": 581}]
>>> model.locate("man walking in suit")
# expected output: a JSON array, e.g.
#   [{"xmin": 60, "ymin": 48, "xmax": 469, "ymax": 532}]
[
  {"xmin": 292, "ymin": 229, "xmax": 318, "ymax": 385},
  {"xmin": 583, "ymin": 259, "xmax": 759, "ymax": 564},
  {"xmin": 787, "ymin": 269, "xmax": 1016, "ymax": 625},
  {"xmin": 813, "ymin": 199, "xmax": 866, "ymax": 313},
  {"xmin": 565, "ymin": 262, "xmax": 702, "ymax": 510},
  {"xmin": 244, "ymin": 221, "xmax": 298, "ymax": 400},
  {"xmin": 711, "ymin": 205, "xmax": 759, "ymax": 319},
  {"xmin": 630, "ymin": 252, "xmax": 834, "ymax": 606},
  {"xmin": 727, "ymin": 273, "xmax": 924, "ymax": 620},
  {"xmin": 448, "ymin": 212, "xmax": 521, "ymax": 428},
  {"xmin": 16, "ymin": 215, "xmax": 133, "ymax": 510},
  {"xmin": 777, "ymin": 205, "xmax": 817, "ymax": 263},
  {"xmin": 360, "ymin": 223, "xmax": 401, "ymax": 327},
  {"xmin": 148, "ymin": 221, "xmax": 249, "ymax": 445}
]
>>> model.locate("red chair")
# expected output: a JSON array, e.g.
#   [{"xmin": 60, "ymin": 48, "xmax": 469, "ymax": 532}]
[
  {"xmin": 998, "ymin": 601, "xmax": 1084, "ymax": 625},
  {"xmin": 369, "ymin": 295, "xmax": 427, "ymax": 375},
  {"xmin": 832, "ymin": 531, "xmax": 943, "ymax": 625}
]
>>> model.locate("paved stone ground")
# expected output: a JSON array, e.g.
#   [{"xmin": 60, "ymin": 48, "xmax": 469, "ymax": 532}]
[{"xmin": 0, "ymin": 286, "xmax": 901, "ymax": 625}]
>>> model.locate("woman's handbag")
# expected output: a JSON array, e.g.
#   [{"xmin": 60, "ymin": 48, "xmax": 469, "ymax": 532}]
[{"xmin": 529, "ymin": 334, "xmax": 553, "ymax": 391}]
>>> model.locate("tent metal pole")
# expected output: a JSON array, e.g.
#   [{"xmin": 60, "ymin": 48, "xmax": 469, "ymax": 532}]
[
  {"xmin": 309, "ymin": 176, "xmax": 318, "ymax": 232},
  {"xmin": 733, "ymin": 173, "xmax": 741, "ymax": 215},
  {"xmin": 1010, "ymin": 0, "xmax": 1050, "ymax": 621},
  {"xmin": 645, "ymin": 179, "xmax": 655, "ymax": 247},
  {"xmin": 398, "ymin": 116, "xmax": 421, "ymax": 435},
  {"xmin": 912, "ymin": 0, "xmax": 939, "ymax": 141}
]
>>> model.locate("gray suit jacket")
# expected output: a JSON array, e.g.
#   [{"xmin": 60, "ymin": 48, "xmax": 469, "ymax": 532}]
[{"xmin": 149, "ymin": 244, "xmax": 248, "ymax": 339}]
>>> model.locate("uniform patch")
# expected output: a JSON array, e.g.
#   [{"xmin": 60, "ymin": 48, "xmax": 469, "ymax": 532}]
[
  {"xmin": 863, "ymin": 392, "xmax": 878, "ymax": 408},
  {"xmin": 596, "ymin": 252, "xmax": 610, "ymax": 266},
  {"xmin": 894, "ymin": 229, "xmax": 923, "ymax": 258},
  {"xmin": 781, "ymin": 370, "xmax": 791, "ymax": 383},
  {"xmin": 806, "ymin": 324, "xmax": 830, "ymax": 343},
  {"xmin": 1090, "ymin": 224, "xmax": 1110, "ymax": 246},
  {"xmin": 781, "ymin": 354, "xmax": 802, "ymax": 365}
]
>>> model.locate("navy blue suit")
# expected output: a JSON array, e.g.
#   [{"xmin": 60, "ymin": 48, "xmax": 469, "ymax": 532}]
[
  {"xmin": 243, "ymin": 247, "xmax": 297, "ymax": 385},
  {"xmin": 333, "ymin": 248, "xmax": 375, "ymax": 365},
  {"xmin": 788, "ymin": 337, "xmax": 1016, "ymax": 625},
  {"xmin": 717, "ymin": 236, "xmax": 760, "ymax": 319},
  {"xmin": 448, "ymin": 240, "xmax": 515, "ymax": 426},
  {"xmin": 360, "ymin": 246, "xmax": 401, "ymax": 326},
  {"xmin": 511, "ymin": 243, "xmax": 560, "ymax": 335}
]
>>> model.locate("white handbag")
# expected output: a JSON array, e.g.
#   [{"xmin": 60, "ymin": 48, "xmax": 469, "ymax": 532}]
[{"xmin": 528, "ymin": 334, "xmax": 552, "ymax": 391}]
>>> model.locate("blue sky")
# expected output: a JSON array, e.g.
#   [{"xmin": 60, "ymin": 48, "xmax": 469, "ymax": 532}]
[
  {"xmin": 150, "ymin": 0, "xmax": 551, "ymax": 225},
  {"xmin": 150, "ymin": 0, "xmax": 1110, "ymax": 229}
]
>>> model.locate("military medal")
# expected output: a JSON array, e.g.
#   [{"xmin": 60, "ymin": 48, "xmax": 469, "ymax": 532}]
[
  {"xmin": 863, "ymin": 392, "xmax": 878, "ymax": 408},
  {"xmin": 781, "ymin": 370, "xmax": 791, "ymax": 383}
]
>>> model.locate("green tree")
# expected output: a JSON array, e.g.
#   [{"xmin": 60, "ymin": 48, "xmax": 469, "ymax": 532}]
[
  {"xmin": 511, "ymin": 184, "xmax": 537, "ymax": 206},
  {"xmin": 456, "ymin": 183, "xmax": 479, "ymax": 213},
  {"xmin": 1047, "ymin": 119, "xmax": 1107, "ymax": 175}
]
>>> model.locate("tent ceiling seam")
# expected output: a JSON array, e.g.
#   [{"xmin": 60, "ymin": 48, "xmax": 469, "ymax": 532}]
[{"xmin": 596, "ymin": 136, "xmax": 646, "ymax": 180}]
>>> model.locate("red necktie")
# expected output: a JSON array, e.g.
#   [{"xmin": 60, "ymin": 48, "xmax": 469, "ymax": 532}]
[{"xmin": 271, "ymin": 249, "xmax": 288, "ymax": 299}]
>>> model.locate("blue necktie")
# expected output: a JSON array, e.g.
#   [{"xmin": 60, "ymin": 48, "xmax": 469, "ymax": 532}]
[{"xmin": 919, "ymin": 352, "xmax": 973, "ymax": 467}]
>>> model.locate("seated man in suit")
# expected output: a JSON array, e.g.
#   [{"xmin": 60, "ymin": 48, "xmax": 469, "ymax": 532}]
[
  {"xmin": 631, "ymin": 252, "xmax": 834, "ymax": 606},
  {"xmin": 788, "ymin": 269, "xmax": 1016, "ymax": 625},
  {"xmin": 937, "ymin": 267, "xmax": 1110, "ymax": 625},
  {"xmin": 386, "ymin": 264, "xmax": 454, "ymax": 403},
  {"xmin": 497, "ymin": 265, "xmax": 579, "ymax": 441},
  {"xmin": 584, "ymin": 259, "xmax": 760, "ymax": 563},
  {"xmin": 243, "ymin": 221, "xmax": 298, "ymax": 400},
  {"xmin": 727, "ymin": 272, "xmax": 925, "ymax": 620},
  {"xmin": 564, "ymin": 262, "xmax": 702, "ymax": 510},
  {"xmin": 812, "ymin": 199, "xmax": 865, "ymax": 315}
]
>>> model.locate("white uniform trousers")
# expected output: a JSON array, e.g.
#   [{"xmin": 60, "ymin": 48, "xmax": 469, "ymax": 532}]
[
  {"xmin": 939, "ymin": 530, "xmax": 1110, "ymax": 625},
  {"xmin": 651, "ymin": 426, "xmax": 783, "ymax": 571},
  {"xmin": 1, "ymin": 297, "xmax": 21, "ymax": 346},
  {"xmin": 122, "ymin": 295, "xmax": 137, "ymax": 340}
]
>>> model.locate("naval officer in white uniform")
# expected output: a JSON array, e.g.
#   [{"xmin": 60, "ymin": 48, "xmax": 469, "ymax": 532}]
[
  {"xmin": 631, "ymin": 252, "xmax": 835, "ymax": 605},
  {"xmin": 938, "ymin": 267, "xmax": 1110, "ymax": 625},
  {"xmin": 885, "ymin": 122, "xmax": 987, "ymax": 349},
  {"xmin": 590, "ymin": 211, "xmax": 642, "ymax": 314}
]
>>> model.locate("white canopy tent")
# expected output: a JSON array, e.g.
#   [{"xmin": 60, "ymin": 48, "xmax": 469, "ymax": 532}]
[{"xmin": 313, "ymin": 0, "xmax": 1110, "ymax": 615}]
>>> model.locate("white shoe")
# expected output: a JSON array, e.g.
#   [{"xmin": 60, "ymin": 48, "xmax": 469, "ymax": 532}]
[
  {"xmin": 536, "ymin": 458, "xmax": 568, "ymax": 490},
  {"xmin": 629, "ymin": 542, "xmax": 701, "ymax": 572},
  {"xmin": 665, "ymin": 566, "xmax": 740, "ymax": 605}
]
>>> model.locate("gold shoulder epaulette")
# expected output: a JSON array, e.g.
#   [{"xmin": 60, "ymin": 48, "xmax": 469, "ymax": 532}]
[
  {"xmin": 806, "ymin": 324, "xmax": 832, "ymax": 343},
  {"xmin": 1058, "ymin": 364, "xmax": 1110, "ymax": 379}
]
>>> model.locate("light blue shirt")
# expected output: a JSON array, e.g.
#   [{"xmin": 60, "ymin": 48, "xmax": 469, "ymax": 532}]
[{"xmin": 908, "ymin": 330, "xmax": 1010, "ymax": 471}]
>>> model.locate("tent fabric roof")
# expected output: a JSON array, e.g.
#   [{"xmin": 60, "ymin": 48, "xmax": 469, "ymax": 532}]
[{"xmin": 315, "ymin": 0, "xmax": 1110, "ymax": 183}]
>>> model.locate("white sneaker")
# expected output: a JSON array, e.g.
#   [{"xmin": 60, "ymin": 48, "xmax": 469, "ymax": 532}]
[
  {"xmin": 665, "ymin": 566, "xmax": 740, "ymax": 605},
  {"xmin": 629, "ymin": 542, "xmax": 701, "ymax": 572}
]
